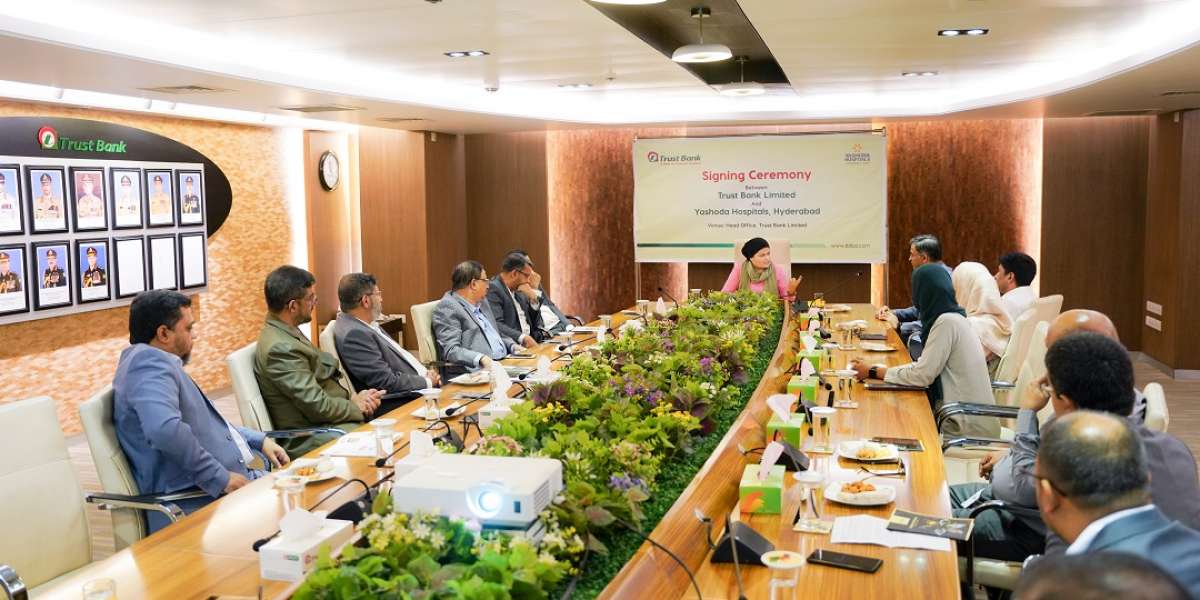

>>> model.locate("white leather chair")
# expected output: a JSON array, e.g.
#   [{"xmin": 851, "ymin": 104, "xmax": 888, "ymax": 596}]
[
  {"xmin": 410, "ymin": 300, "xmax": 440, "ymax": 365},
  {"xmin": 317, "ymin": 318, "xmax": 355, "ymax": 392},
  {"xmin": 227, "ymin": 342, "xmax": 274, "ymax": 432},
  {"xmin": 992, "ymin": 310, "xmax": 1036, "ymax": 388},
  {"xmin": 1143, "ymin": 382, "xmax": 1169, "ymax": 432}
]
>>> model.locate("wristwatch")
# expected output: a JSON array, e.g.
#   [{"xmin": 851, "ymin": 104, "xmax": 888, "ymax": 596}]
[{"xmin": 868, "ymin": 366, "xmax": 879, "ymax": 379}]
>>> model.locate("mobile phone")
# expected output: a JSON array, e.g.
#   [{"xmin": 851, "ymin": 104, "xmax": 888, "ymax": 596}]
[
  {"xmin": 807, "ymin": 549, "xmax": 883, "ymax": 573},
  {"xmin": 870, "ymin": 436, "xmax": 924, "ymax": 452},
  {"xmin": 509, "ymin": 353, "xmax": 535, "ymax": 359}
]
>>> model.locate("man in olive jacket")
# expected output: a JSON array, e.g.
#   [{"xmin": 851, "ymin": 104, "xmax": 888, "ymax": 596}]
[{"xmin": 253, "ymin": 266, "xmax": 383, "ymax": 457}]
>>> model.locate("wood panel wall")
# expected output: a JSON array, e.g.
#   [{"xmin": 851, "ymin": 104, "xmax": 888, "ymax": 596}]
[
  {"xmin": 886, "ymin": 119, "xmax": 1043, "ymax": 308},
  {"xmin": 1174, "ymin": 110, "xmax": 1200, "ymax": 368},
  {"xmin": 1041, "ymin": 117, "xmax": 1149, "ymax": 348},
  {"xmin": 1142, "ymin": 114, "xmax": 1183, "ymax": 364},
  {"xmin": 464, "ymin": 132, "xmax": 550, "ymax": 291},
  {"xmin": 424, "ymin": 133, "xmax": 468, "ymax": 299},
  {"xmin": 304, "ymin": 130, "xmax": 359, "ymax": 335}
]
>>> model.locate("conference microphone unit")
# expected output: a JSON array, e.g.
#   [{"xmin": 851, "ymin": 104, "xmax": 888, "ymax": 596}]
[
  {"xmin": 657, "ymin": 286, "xmax": 681, "ymax": 310},
  {"xmin": 252, "ymin": 476, "xmax": 382, "ymax": 551},
  {"xmin": 374, "ymin": 437, "xmax": 413, "ymax": 468}
]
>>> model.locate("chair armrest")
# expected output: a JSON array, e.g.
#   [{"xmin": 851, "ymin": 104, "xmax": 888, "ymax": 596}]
[
  {"xmin": 566, "ymin": 315, "xmax": 585, "ymax": 326},
  {"xmin": 942, "ymin": 437, "xmax": 1013, "ymax": 452},
  {"xmin": 964, "ymin": 499, "xmax": 1044, "ymax": 589},
  {"xmin": 936, "ymin": 403, "xmax": 1020, "ymax": 431},
  {"xmin": 990, "ymin": 380, "xmax": 1015, "ymax": 390},
  {"xmin": 85, "ymin": 488, "xmax": 209, "ymax": 523},
  {"xmin": 0, "ymin": 564, "xmax": 26, "ymax": 600},
  {"xmin": 265, "ymin": 427, "xmax": 346, "ymax": 439}
]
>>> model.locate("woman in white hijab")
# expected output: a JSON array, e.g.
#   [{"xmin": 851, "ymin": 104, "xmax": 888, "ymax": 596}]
[{"xmin": 952, "ymin": 261, "xmax": 1012, "ymax": 361}]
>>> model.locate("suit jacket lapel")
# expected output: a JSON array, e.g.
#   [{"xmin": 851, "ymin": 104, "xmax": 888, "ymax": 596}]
[
  {"xmin": 454, "ymin": 294, "xmax": 489, "ymax": 337},
  {"xmin": 1086, "ymin": 508, "xmax": 1167, "ymax": 552}
]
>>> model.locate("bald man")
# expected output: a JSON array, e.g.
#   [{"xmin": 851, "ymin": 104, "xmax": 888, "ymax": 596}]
[
  {"xmin": 1044, "ymin": 309, "xmax": 1145, "ymax": 422},
  {"xmin": 949, "ymin": 333, "xmax": 1200, "ymax": 563}
]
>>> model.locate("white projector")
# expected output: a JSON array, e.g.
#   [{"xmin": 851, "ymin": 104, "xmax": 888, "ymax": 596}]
[{"xmin": 392, "ymin": 454, "xmax": 563, "ymax": 534}]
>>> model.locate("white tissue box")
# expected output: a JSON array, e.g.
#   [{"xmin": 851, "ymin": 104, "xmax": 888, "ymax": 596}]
[
  {"xmin": 477, "ymin": 400, "xmax": 514, "ymax": 430},
  {"xmin": 259, "ymin": 518, "xmax": 355, "ymax": 581}
]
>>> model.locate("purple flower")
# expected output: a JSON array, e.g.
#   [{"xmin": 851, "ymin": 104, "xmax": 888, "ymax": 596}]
[
  {"xmin": 699, "ymin": 356, "xmax": 714, "ymax": 375},
  {"xmin": 609, "ymin": 473, "xmax": 648, "ymax": 493},
  {"xmin": 646, "ymin": 390, "xmax": 664, "ymax": 407}
]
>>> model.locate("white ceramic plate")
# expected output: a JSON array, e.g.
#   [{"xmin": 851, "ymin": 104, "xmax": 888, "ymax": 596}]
[
  {"xmin": 450, "ymin": 371, "xmax": 490, "ymax": 385},
  {"xmin": 820, "ymin": 304, "xmax": 853, "ymax": 313},
  {"xmin": 836, "ymin": 440, "xmax": 901, "ymax": 463},
  {"xmin": 860, "ymin": 342, "xmax": 897, "ymax": 352},
  {"xmin": 276, "ymin": 458, "xmax": 337, "ymax": 484},
  {"xmin": 824, "ymin": 482, "xmax": 896, "ymax": 506}
]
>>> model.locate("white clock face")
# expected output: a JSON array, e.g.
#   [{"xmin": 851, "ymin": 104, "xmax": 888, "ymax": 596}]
[{"xmin": 320, "ymin": 152, "xmax": 340, "ymax": 190}]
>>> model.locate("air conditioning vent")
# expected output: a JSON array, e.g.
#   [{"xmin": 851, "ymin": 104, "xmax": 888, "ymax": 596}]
[
  {"xmin": 277, "ymin": 104, "xmax": 364, "ymax": 113},
  {"xmin": 1083, "ymin": 109, "xmax": 1159, "ymax": 117},
  {"xmin": 138, "ymin": 85, "xmax": 232, "ymax": 94},
  {"xmin": 1161, "ymin": 90, "xmax": 1200, "ymax": 97}
]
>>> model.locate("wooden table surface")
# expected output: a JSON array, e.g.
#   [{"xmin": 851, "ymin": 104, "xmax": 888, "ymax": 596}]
[
  {"xmin": 599, "ymin": 303, "xmax": 960, "ymax": 600},
  {"xmin": 35, "ymin": 303, "xmax": 958, "ymax": 600}
]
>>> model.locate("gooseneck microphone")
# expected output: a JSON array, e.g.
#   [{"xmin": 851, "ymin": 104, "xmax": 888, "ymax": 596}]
[
  {"xmin": 374, "ymin": 439, "xmax": 412, "ymax": 468},
  {"xmin": 252, "ymin": 477, "xmax": 379, "ymax": 551},
  {"xmin": 657, "ymin": 286, "xmax": 681, "ymax": 310}
]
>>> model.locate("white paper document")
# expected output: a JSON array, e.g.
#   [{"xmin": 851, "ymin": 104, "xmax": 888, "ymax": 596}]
[
  {"xmin": 319, "ymin": 431, "xmax": 405, "ymax": 458},
  {"xmin": 830, "ymin": 515, "xmax": 951, "ymax": 552}
]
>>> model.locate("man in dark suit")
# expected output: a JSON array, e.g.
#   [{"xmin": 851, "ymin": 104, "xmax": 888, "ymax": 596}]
[
  {"xmin": 432, "ymin": 260, "xmax": 522, "ymax": 376},
  {"xmin": 1035, "ymin": 411, "xmax": 1200, "ymax": 596},
  {"xmin": 509, "ymin": 250, "xmax": 571, "ymax": 338},
  {"xmin": 334, "ymin": 272, "xmax": 439, "ymax": 395},
  {"xmin": 487, "ymin": 252, "xmax": 541, "ymax": 347}
]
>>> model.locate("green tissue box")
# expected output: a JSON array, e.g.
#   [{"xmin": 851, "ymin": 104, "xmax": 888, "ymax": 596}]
[
  {"xmin": 787, "ymin": 375, "xmax": 818, "ymax": 402},
  {"xmin": 766, "ymin": 411, "xmax": 807, "ymax": 448},
  {"xmin": 739, "ymin": 464, "xmax": 785, "ymax": 514},
  {"xmin": 796, "ymin": 348, "xmax": 823, "ymax": 373}
]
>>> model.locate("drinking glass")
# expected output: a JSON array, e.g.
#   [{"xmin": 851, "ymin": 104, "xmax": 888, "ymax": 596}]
[
  {"xmin": 277, "ymin": 476, "xmax": 305, "ymax": 512},
  {"xmin": 688, "ymin": 288, "xmax": 702, "ymax": 299},
  {"xmin": 793, "ymin": 470, "xmax": 828, "ymax": 533},
  {"xmin": 372, "ymin": 417, "xmax": 397, "ymax": 457},
  {"xmin": 810, "ymin": 407, "xmax": 836, "ymax": 453},
  {"xmin": 761, "ymin": 550, "xmax": 804, "ymax": 600},
  {"xmin": 598, "ymin": 314, "xmax": 613, "ymax": 332},
  {"xmin": 82, "ymin": 579, "xmax": 116, "ymax": 600},
  {"xmin": 636, "ymin": 299, "xmax": 650, "ymax": 316}
]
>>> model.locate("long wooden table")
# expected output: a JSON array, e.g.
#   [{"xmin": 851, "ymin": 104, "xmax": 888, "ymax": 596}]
[
  {"xmin": 35, "ymin": 303, "xmax": 958, "ymax": 599},
  {"xmin": 600, "ymin": 303, "xmax": 959, "ymax": 599}
]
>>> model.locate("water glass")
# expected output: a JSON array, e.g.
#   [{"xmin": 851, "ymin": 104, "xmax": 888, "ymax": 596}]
[
  {"xmin": 810, "ymin": 407, "xmax": 836, "ymax": 453},
  {"xmin": 598, "ymin": 314, "xmax": 613, "ymax": 332},
  {"xmin": 82, "ymin": 579, "xmax": 116, "ymax": 600},
  {"xmin": 422, "ymin": 390, "xmax": 442, "ymax": 421},
  {"xmin": 793, "ymin": 470, "xmax": 828, "ymax": 533},
  {"xmin": 372, "ymin": 417, "xmax": 397, "ymax": 456},
  {"xmin": 636, "ymin": 299, "xmax": 650, "ymax": 316},
  {"xmin": 761, "ymin": 550, "xmax": 804, "ymax": 600},
  {"xmin": 277, "ymin": 476, "xmax": 305, "ymax": 512}
]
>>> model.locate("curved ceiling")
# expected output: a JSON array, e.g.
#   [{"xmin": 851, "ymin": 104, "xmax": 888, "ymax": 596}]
[{"xmin": 0, "ymin": 0, "xmax": 1198, "ymax": 132}]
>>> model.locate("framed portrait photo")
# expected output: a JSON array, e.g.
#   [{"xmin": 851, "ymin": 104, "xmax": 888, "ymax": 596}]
[
  {"xmin": 70, "ymin": 167, "xmax": 108, "ymax": 232},
  {"xmin": 110, "ymin": 168, "xmax": 144, "ymax": 229},
  {"xmin": 113, "ymin": 235, "xmax": 147, "ymax": 299},
  {"xmin": 0, "ymin": 243, "xmax": 29, "ymax": 315},
  {"xmin": 26, "ymin": 166, "xmax": 68, "ymax": 234},
  {"xmin": 177, "ymin": 170, "xmax": 204, "ymax": 226},
  {"xmin": 178, "ymin": 232, "xmax": 207, "ymax": 289},
  {"xmin": 148, "ymin": 234, "xmax": 178, "ymax": 290},
  {"xmin": 0, "ymin": 165, "xmax": 23, "ymax": 236},
  {"xmin": 76, "ymin": 239, "xmax": 111, "ymax": 303},
  {"xmin": 30, "ymin": 240, "xmax": 72, "ymax": 309},
  {"xmin": 145, "ymin": 170, "xmax": 175, "ymax": 227}
]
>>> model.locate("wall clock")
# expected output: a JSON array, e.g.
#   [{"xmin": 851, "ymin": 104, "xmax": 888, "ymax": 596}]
[{"xmin": 318, "ymin": 151, "xmax": 340, "ymax": 191}]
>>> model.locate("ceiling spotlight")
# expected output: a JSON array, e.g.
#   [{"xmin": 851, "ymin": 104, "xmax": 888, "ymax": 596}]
[
  {"xmin": 937, "ymin": 29, "xmax": 960, "ymax": 36},
  {"xmin": 939, "ymin": 28, "xmax": 988, "ymax": 37},
  {"xmin": 720, "ymin": 56, "xmax": 765, "ymax": 96},
  {"xmin": 445, "ymin": 50, "xmax": 489, "ymax": 58},
  {"xmin": 965, "ymin": 28, "xmax": 987, "ymax": 35},
  {"xmin": 557, "ymin": 83, "xmax": 593, "ymax": 89},
  {"xmin": 672, "ymin": 7, "xmax": 732, "ymax": 63},
  {"xmin": 591, "ymin": 0, "xmax": 666, "ymax": 4},
  {"xmin": 901, "ymin": 71, "xmax": 939, "ymax": 77}
]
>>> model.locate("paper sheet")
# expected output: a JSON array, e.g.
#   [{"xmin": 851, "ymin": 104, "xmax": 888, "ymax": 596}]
[
  {"xmin": 829, "ymin": 515, "xmax": 951, "ymax": 552},
  {"xmin": 318, "ymin": 431, "xmax": 405, "ymax": 458}
]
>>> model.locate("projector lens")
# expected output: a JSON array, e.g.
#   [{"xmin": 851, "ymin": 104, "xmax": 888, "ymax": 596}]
[{"xmin": 478, "ymin": 490, "xmax": 503, "ymax": 514}]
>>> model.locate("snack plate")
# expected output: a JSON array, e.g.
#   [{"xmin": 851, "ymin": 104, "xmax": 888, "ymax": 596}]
[
  {"xmin": 275, "ymin": 458, "xmax": 337, "ymax": 484},
  {"xmin": 861, "ymin": 342, "xmax": 897, "ymax": 352},
  {"xmin": 836, "ymin": 440, "xmax": 901, "ymax": 463},
  {"xmin": 824, "ymin": 482, "xmax": 896, "ymax": 506}
]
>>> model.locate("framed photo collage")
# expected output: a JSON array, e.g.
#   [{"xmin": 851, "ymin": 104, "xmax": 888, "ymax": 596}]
[{"xmin": 0, "ymin": 156, "xmax": 208, "ymax": 323}]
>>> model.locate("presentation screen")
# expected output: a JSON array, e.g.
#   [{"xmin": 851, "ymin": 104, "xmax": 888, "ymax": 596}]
[{"xmin": 633, "ymin": 133, "xmax": 887, "ymax": 263}]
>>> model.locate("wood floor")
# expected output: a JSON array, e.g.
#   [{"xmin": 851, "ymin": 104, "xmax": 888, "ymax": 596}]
[{"xmin": 69, "ymin": 359, "xmax": 1200, "ymax": 562}]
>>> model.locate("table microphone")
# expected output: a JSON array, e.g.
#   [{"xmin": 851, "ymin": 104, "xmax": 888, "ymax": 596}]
[
  {"xmin": 657, "ymin": 286, "xmax": 681, "ymax": 310},
  {"xmin": 374, "ymin": 438, "xmax": 413, "ymax": 468},
  {"xmin": 252, "ymin": 476, "xmax": 378, "ymax": 551},
  {"xmin": 725, "ymin": 513, "xmax": 750, "ymax": 600}
]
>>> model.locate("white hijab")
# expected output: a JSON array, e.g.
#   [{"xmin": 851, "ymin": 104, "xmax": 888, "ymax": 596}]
[{"xmin": 952, "ymin": 261, "xmax": 1012, "ymax": 358}]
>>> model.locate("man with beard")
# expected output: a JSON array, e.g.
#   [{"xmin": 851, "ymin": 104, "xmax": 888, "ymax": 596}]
[
  {"xmin": 112, "ymin": 290, "xmax": 290, "ymax": 533},
  {"xmin": 254, "ymin": 265, "xmax": 383, "ymax": 457}
]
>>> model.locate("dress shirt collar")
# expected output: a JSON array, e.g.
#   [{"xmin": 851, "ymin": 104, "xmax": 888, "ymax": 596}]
[{"xmin": 1066, "ymin": 504, "xmax": 1156, "ymax": 555}]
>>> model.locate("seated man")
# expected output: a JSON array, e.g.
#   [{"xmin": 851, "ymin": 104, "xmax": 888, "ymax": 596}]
[
  {"xmin": 995, "ymin": 251, "xmax": 1037, "ymax": 321},
  {"xmin": 1036, "ymin": 411, "xmax": 1200, "ymax": 596},
  {"xmin": 334, "ymin": 272, "xmax": 440, "ymax": 396},
  {"xmin": 113, "ymin": 290, "xmax": 289, "ymax": 533},
  {"xmin": 1015, "ymin": 549, "xmax": 1191, "ymax": 600},
  {"xmin": 486, "ymin": 252, "xmax": 541, "ymax": 347},
  {"xmin": 1045, "ymin": 309, "xmax": 1147, "ymax": 422},
  {"xmin": 433, "ymin": 260, "xmax": 522, "ymax": 376},
  {"xmin": 949, "ymin": 332, "xmax": 1200, "ymax": 561},
  {"xmin": 254, "ymin": 266, "xmax": 382, "ymax": 458},
  {"xmin": 506, "ymin": 248, "xmax": 571, "ymax": 338},
  {"xmin": 876, "ymin": 234, "xmax": 951, "ymax": 359}
]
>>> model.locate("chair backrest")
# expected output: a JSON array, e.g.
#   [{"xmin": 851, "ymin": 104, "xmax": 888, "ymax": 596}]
[
  {"xmin": 410, "ymin": 300, "xmax": 440, "ymax": 365},
  {"xmin": 79, "ymin": 385, "xmax": 147, "ymax": 550},
  {"xmin": 994, "ymin": 310, "xmax": 1037, "ymax": 384},
  {"xmin": 226, "ymin": 342, "xmax": 273, "ymax": 432},
  {"xmin": 1143, "ymin": 382, "xmax": 1169, "ymax": 433},
  {"xmin": 732, "ymin": 239, "xmax": 791, "ymax": 270},
  {"xmin": 0, "ymin": 397, "xmax": 91, "ymax": 587},
  {"xmin": 1032, "ymin": 294, "xmax": 1064, "ymax": 324},
  {"xmin": 1000, "ymin": 322, "xmax": 1049, "ymax": 409},
  {"xmin": 317, "ymin": 318, "xmax": 356, "ymax": 392}
]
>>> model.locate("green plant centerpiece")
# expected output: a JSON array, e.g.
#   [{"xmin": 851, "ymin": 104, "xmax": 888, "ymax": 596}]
[{"xmin": 294, "ymin": 291, "xmax": 783, "ymax": 599}]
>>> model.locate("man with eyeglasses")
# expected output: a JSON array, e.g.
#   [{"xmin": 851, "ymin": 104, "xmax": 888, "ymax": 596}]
[
  {"xmin": 1033, "ymin": 411, "xmax": 1200, "ymax": 596},
  {"xmin": 254, "ymin": 265, "xmax": 384, "ymax": 458},
  {"xmin": 432, "ymin": 260, "xmax": 522, "ymax": 377},
  {"xmin": 486, "ymin": 252, "xmax": 542, "ymax": 348}
]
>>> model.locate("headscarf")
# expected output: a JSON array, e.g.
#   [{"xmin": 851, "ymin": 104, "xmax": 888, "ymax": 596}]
[
  {"xmin": 741, "ymin": 237, "xmax": 769, "ymax": 260},
  {"xmin": 738, "ymin": 237, "xmax": 779, "ymax": 297},
  {"xmin": 913, "ymin": 263, "xmax": 965, "ymax": 341},
  {"xmin": 951, "ymin": 261, "xmax": 1012, "ymax": 357}
]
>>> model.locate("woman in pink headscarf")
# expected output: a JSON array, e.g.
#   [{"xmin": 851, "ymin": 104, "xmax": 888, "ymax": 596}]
[{"xmin": 952, "ymin": 261, "xmax": 1012, "ymax": 362}]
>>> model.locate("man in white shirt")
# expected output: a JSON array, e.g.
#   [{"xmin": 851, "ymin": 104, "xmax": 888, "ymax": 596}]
[
  {"xmin": 1034, "ymin": 410, "xmax": 1200, "ymax": 596},
  {"xmin": 486, "ymin": 252, "xmax": 541, "ymax": 348},
  {"xmin": 334, "ymin": 272, "xmax": 440, "ymax": 397},
  {"xmin": 995, "ymin": 252, "xmax": 1037, "ymax": 321}
]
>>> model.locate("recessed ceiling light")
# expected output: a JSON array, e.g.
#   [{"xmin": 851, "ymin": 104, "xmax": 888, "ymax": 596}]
[
  {"xmin": 965, "ymin": 28, "xmax": 987, "ymax": 36},
  {"xmin": 673, "ymin": 7, "xmax": 732, "ymax": 63},
  {"xmin": 938, "ymin": 29, "xmax": 960, "ymax": 37},
  {"xmin": 939, "ymin": 28, "xmax": 988, "ymax": 37},
  {"xmin": 557, "ymin": 83, "xmax": 593, "ymax": 89},
  {"xmin": 444, "ymin": 50, "xmax": 489, "ymax": 58},
  {"xmin": 901, "ymin": 71, "xmax": 938, "ymax": 77},
  {"xmin": 591, "ymin": 0, "xmax": 666, "ymax": 4}
]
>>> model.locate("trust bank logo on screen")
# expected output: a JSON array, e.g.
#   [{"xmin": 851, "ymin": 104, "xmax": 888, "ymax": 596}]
[
  {"xmin": 647, "ymin": 150, "xmax": 700, "ymax": 165},
  {"xmin": 843, "ymin": 142, "xmax": 871, "ymax": 164}
]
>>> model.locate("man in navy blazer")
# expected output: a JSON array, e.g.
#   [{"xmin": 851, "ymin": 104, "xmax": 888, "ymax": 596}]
[
  {"xmin": 1034, "ymin": 411, "xmax": 1200, "ymax": 596},
  {"xmin": 486, "ymin": 252, "xmax": 542, "ymax": 347},
  {"xmin": 113, "ymin": 290, "xmax": 289, "ymax": 533}
]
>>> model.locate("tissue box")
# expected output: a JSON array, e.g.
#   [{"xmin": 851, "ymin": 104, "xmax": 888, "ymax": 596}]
[
  {"xmin": 787, "ymin": 375, "xmax": 818, "ymax": 402},
  {"xmin": 260, "ymin": 518, "xmax": 355, "ymax": 581},
  {"xmin": 478, "ymin": 400, "xmax": 521, "ymax": 430},
  {"xmin": 766, "ymin": 411, "xmax": 807, "ymax": 448},
  {"xmin": 796, "ymin": 349, "xmax": 823, "ymax": 373},
  {"xmin": 738, "ymin": 464, "xmax": 785, "ymax": 514}
]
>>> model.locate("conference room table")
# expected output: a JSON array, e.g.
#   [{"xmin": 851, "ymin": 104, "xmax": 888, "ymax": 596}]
[{"xmin": 35, "ymin": 302, "xmax": 960, "ymax": 599}]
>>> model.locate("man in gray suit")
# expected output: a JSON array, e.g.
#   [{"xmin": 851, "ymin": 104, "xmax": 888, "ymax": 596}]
[
  {"xmin": 1035, "ymin": 411, "xmax": 1200, "ymax": 596},
  {"xmin": 113, "ymin": 290, "xmax": 290, "ymax": 533},
  {"xmin": 334, "ymin": 272, "xmax": 440, "ymax": 394},
  {"xmin": 487, "ymin": 252, "xmax": 541, "ymax": 348},
  {"xmin": 432, "ymin": 260, "xmax": 522, "ymax": 375}
]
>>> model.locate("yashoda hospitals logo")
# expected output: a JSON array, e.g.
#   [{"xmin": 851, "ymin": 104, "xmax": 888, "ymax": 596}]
[
  {"xmin": 37, "ymin": 126, "xmax": 57, "ymax": 149},
  {"xmin": 844, "ymin": 142, "xmax": 871, "ymax": 164},
  {"xmin": 646, "ymin": 150, "xmax": 700, "ymax": 165}
]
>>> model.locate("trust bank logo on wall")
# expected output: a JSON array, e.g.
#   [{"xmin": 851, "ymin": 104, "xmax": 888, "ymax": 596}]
[
  {"xmin": 843, "ymin": 142, "xmax": 871, "ymax": 164},
  {"xmin": 647, "ymin": 150, "xmax": 701, "ymax": 165}
]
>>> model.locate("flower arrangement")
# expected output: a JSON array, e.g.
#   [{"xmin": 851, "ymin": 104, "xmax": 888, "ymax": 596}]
[{"xmin": 294, "ymin": 291, "xmax": 782, "ymax": 599}]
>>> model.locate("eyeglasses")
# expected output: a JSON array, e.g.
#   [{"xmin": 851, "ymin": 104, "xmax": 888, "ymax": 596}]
[{"xmin": 473, "ymin": 277, "xmax": 489, "ymax": 284}]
